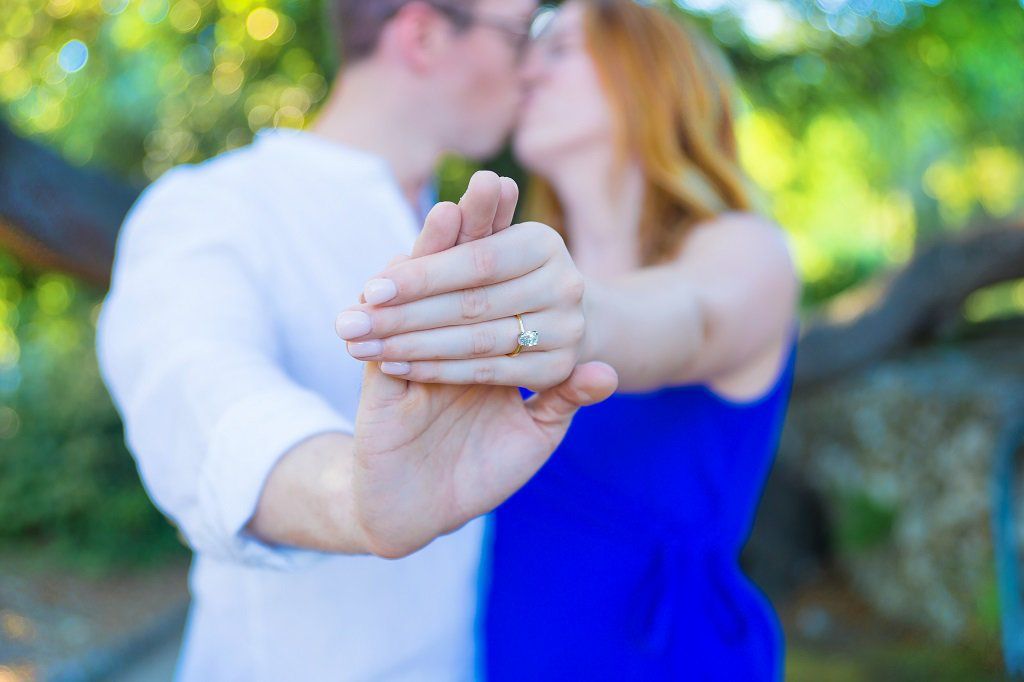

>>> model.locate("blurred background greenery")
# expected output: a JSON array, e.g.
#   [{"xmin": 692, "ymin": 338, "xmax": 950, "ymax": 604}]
[
  {"xmin": 1, "ymin": 0, "xmax": 1022, "ymax": 570},
  {"xmin": 0, "ymin": 0, "xmax": 1022, "ymax": 676}
]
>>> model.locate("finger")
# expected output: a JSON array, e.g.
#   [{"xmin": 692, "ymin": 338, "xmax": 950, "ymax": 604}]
[
  {"xmin": 346, "ymin": 308, "xmax": 573, "ymax": 361},
  {"xmin": 360, "ymin": 222, "xmax": 551, "ymax": 307},
  {"xmin": 412, "ymin": 202, "xmax": 461, "ymax": 259},
  {"xmin": 524, "ymin": 362, "xmax": 618, "ymax": 441},
  {"xmin": 354, "ymin": 259, "xmax": 416, "ymax": 403},
  {"xmin": 342, "ymin": 265, "xmax": 560, "ymax": 340},
  {"xmin": 455, "ymin": 170, "xmax": 502, "ymax": 245},
  {"xmin": 358, "ymin": 359, "xmax": 409, "ymax": 408},
  {"xmin": 375, "ymin": 350, "xmax": 571, "ymax": 389},
  {"xmin": 491, "ymin": 177, "xmax": 520, "ymax": 233},
  {"xmin": 361, "ymin": 254, "xmax": 411, "ymax": 305}
]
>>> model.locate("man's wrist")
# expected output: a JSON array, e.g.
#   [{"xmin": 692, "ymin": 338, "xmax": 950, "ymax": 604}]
[{"xmin": 320, "ymin": 436, "xmax": 374, "ymax": 556}]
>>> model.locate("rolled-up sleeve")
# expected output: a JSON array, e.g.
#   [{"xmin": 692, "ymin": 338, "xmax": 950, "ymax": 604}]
[{"xmin": 96, "ymin": 167, "xmax": 354, "ymax": 570}]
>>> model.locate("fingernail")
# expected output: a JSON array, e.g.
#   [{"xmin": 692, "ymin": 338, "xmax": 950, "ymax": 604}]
[
  {"xmin": 381, "ymin": 361, "xmax": 410, "ymax": 376},
  {"xmin": 364, "ymin": 279, "xmax": 397, "ymax": 305},
  {"xmin": 349, "ymin": 340, "xmax": 383, "ymax": 358},
  {"xmin": 335, "ymin": 311, "xmax": 372, "ymax": 339}
]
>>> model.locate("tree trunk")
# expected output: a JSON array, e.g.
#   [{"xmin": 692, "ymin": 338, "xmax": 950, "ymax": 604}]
[{"xmin": 796, "ymin": 223, "xmax": 1024, "ymax": 387}]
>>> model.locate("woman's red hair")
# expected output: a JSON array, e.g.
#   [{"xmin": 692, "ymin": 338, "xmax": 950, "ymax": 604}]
[{"xmin": 528, "ymin": 0, "xmax": 755, "ymax": 266}]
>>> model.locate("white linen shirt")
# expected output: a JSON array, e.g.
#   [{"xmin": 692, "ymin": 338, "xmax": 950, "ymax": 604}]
[{"xmin": 95, "ymin": 127, "xmax": 491, "ymax": 681}]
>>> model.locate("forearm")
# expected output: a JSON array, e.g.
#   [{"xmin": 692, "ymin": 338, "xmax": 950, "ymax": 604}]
[
  {"xmin": 581, "ymin": 269, "xmax": 705, "ymax": 393},
  {"xmin": 245, "ymin": 431, "xmax": 373, "ymax": 556}
]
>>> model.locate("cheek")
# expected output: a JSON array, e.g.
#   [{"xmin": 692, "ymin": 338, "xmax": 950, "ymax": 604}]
[
  {"xmin": 562, "ymin": 62, "xmax": 613, "ymax": 135},
  {"xmin": 521, "ymin": 58, "xmax": 614, "ymax": 154},
  {"xmin": 464, "ymin": 47, "xmax": 520, "ymax": 111}
]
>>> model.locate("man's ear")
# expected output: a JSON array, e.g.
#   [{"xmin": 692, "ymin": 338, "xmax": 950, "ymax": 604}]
[{"xmin": 379, "ymin": 1, "xmax": 451, "ymax": 74}]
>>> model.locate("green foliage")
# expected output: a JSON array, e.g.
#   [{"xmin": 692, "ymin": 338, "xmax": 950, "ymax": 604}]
[
  {"xmin": 1, "ymin": 0, "xmax": 1022, "ymax": 569},
  {"xmin": 835, "ymin": 490, "xmax": 898, "ymax": 552},
  {"xmin": 1, "ymin": 0, "xmax": 339, "ymax": 182},
  {"xmin": 3, "ymin": 0, "xmax": 1022, "ymax": 290},
  {"xmin": 787, "ymin": 641, "xmax": 1004, "ymax": 682},
  {"xmin": 0, "ymin": 253, "xmax": 186, "ymax": 574},
  {"xmin": 734, "ymin": 0, "xmax": 1024, "ymax": 302},
  {"xmin": 975, "ymin": 569, "xmax": 1002, "ymax": 640}
]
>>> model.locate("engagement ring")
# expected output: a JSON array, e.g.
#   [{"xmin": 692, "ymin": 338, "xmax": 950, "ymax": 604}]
[{"xmin": 506, "ymin": 313, "xmax": 540, "ymax": 357}]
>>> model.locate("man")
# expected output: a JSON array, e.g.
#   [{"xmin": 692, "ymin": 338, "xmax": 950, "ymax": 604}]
[{"xmin": 95, "ymin": 1, "xmax": 616, "ymax": 679}]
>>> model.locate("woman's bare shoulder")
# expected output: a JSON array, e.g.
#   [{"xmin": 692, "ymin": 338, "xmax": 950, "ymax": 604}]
[{"xmin": 672, "ymin": 211, "xmax": 794, "ymax": 277}]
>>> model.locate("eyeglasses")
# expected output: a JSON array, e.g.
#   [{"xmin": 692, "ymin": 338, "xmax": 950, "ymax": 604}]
[
  {"xmin": 528, "ymin": 5, "xmax": 559, "ymax": 40},
  {"xmin": 430, "ymin": 1, "xmax": 534, "ymax": 59},
  {"xmin": 525, "ymin": 5, "xmax": 567, "ymax": 63}
]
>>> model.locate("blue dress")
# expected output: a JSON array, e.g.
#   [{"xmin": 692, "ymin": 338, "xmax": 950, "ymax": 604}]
[{"xmin": 478, "ymin": 332, "xmax": 798, "ymax": 681}]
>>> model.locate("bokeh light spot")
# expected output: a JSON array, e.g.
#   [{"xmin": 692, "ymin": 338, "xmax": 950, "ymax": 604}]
[
  {"xmin": 246, "ymin": 7, "xmax": 279, "ymax": 41},
  {"xmin": 0, "ymin": 611, "xmax": 35, "ymax": 642},
  {"xmin": 36, "ymin": 276, "xmax": 73, "ymax": 315},
  {"xmin": 273, "ymin": 105, "xmax": 303, "ymax": 129},
  {"xmin": 0, "ymin": 42, "xmax": 23, "ymax": 74},
  {"xmin": 0, "ymin": 406, "xmax": 19, "ymax": 440},
  {"xmin": 57, "ymin": 39, "xmax": 89, "ymax": 73},
  {"xmin": 169, "ymin": 0, "xmax": 203, "ymax": 33},
  {"xmin": 0, "ymin": 328, "xmax": 20, "ymax": 370},
  {"xmin": 139, "ymin": 0, "xmax": 170, "ymax": 24},
  {"xmin": 181, "ymin": 44, "xmax": 212, "ymax": 74},
  {"xmin": 213, "ymin": 62, "xmax": 244, "ymax": 94},
  {"xmin": 6, "ymin": 8, "xmax": 36, "ymax": 39},
  {"xmin": 267, "ymin": 12, "xmax": 295, "ymax": 45},
  {"xmin": 45, "ymin": 0, "xmax": 77, "ymax": 19},
  {"xmin": 101, "ymin": 0, "xmax": 129, "ymax": 14},
  {"xmin": 244, "ymin": 7, "xmax": 278, "ymax": 40},
  {"xmin": 246, "ymin": 103, "xmax": 273, "ymax": 131}
]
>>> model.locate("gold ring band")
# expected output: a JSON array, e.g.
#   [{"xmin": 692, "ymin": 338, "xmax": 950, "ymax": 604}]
[{"xmin": 506, "ymin": 313, "xmax": 526, "ymax": 358}]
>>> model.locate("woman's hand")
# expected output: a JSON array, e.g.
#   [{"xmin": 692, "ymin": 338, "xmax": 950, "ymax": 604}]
[
  {"xmin": 342, "ymin": 171, "xmax": 618, "ymax": 559},
  {"xmin": 335, "ymin": 173, "xmax": 592, "ymax": 393}
]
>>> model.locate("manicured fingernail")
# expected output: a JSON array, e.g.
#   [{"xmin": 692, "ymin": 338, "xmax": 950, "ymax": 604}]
[
  {"xmin": 349, "ymin": 340, "xmax": 383, "ymax": 358},
  {"xmin": 381, "ymin": 361, "xmax": 410, "ymax": 376},
  {"xmin": 335, "ymin": 311, "xmax": 372, "ymax": 339},
  {"xmin": 364, "ymin": 279, "xmax": 397, "ymax": 305}
]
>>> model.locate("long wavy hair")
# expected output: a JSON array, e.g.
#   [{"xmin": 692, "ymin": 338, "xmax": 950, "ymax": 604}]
[{"xmin": 527, "ymin": 0, "xmax": 756, "ymax": 266}]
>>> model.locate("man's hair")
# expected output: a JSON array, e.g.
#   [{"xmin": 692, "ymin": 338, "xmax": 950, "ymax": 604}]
[{"xmin": 327, "ymin": 0, "xmax": 477, "ymax": 64}]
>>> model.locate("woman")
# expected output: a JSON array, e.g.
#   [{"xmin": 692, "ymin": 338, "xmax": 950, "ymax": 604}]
[{"xmin": 343, "ymin": 0, "xmax": 799, "ymax": 678}]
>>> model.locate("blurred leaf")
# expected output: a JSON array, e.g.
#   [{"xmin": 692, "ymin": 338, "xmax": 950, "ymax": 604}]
[{"xmin": 836, "ymin": 491, "xmax": 898, "ymax": 552}]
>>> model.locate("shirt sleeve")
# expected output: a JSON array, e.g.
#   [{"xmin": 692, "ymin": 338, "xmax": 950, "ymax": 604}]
[{"xmin": 95, "ymin": 165, "xmax": 355, "ymax": 571}]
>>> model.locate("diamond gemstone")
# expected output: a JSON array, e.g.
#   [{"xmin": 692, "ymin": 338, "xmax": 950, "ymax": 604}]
[{"xmin": 518, "ymin": 331, "xmax": 540, "ymax": 347}]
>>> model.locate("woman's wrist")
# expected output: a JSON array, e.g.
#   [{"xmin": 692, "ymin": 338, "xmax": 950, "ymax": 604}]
[{"xmin": 580, "ymin": 275, "xmax": 611, "ymax": 366}]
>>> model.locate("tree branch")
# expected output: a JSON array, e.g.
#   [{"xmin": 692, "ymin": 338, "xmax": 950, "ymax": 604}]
[
  {"xmin": 0, "ymin": 118, "xmax": 139, "ymax": 287},
  {"xmin": 796, "ymin": 223, "xmax": 1024, "ymax": 387}
]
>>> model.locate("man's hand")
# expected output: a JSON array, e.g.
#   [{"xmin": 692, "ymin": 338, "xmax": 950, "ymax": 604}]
[
  {"xmin": 342, "ymin": 171, "xmax": 618, "ymax": 559},
  {"xmin": 335, "ymin": 172, "xmax": 592, "ymax": 393}
]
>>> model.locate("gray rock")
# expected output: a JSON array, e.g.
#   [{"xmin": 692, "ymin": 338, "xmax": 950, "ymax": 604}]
[{"xmin": 777, "ymin": 328, "xmax": 1024, "ymax": 641}]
